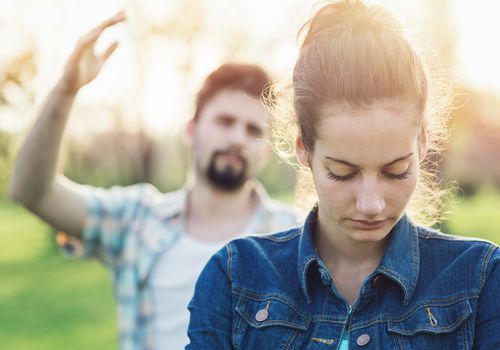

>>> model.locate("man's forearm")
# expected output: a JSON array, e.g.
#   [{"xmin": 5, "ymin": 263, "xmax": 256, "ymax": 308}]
[{"xmin": 9, "ymin": 79, "xmax": 77, "ymax": 207}]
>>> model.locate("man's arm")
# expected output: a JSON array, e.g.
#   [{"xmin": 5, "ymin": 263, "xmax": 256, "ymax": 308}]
[{"xmin": 9, "ymin": 12, "xmax": 126, "ymax": 238}]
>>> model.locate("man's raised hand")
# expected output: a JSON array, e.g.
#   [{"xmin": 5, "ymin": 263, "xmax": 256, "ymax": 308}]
[{"xmin": 59, "ymin": 11, "xmax": 126, "ymax": 94}]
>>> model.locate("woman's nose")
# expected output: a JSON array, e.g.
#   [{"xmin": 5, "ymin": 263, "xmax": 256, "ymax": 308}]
[{"xmin": 355, "ymin": 179, "xmax": 386, "ymax": 217}]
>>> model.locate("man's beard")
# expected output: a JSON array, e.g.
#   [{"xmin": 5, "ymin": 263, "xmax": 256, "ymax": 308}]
[{"xmin": 206, "ymin": 150, "xmax": 248, "ymax": 191}]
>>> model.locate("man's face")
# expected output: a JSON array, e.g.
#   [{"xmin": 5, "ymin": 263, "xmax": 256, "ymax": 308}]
[{"xmin": 189, "ymin": 89, "xmax": 271, "ymax": 191}]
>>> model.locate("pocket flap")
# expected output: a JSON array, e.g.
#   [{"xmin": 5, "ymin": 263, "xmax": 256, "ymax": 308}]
[
  {"xmin": 387, "ymin": 300, "xmax": 472, "ymax": 336},
  {"xmin": 236, "ymin": 296, "xmax": 309, "ymax": 331}
]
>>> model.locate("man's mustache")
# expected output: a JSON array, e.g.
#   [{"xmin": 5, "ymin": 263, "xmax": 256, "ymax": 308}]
[{"xmin": 212, "ymin": 150, "xmax": 247, "ymax": 165}]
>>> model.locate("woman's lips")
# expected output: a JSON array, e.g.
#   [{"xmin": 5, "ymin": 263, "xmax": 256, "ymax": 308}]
[{"xmin": 350, "ymin": 219, "xmax": 388, "ymax": 230}]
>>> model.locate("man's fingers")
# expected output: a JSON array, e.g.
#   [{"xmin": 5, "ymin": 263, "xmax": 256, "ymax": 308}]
[
  {"xmin": 78, "ymin": 28, "xmax": 101, "ymax": 47},
  {"xmin": 70, "ymin": 11, "xmax": 126, "ymax": 61},
  {"xmin": 101, "ymin": 41, "xmax": 119, "ymax": 62},
  {"xmin": 97, "ymin": 10, "xmax": 127, "ymax": 31},
  {"xmin": 74, "ymin": 11, "xmax": 126, "ymax": 52}
]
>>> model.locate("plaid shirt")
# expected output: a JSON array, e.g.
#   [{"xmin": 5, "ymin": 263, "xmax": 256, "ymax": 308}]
[{"xmin": 62, "ymin": 183, "xmax": 298, "ymax": 350}]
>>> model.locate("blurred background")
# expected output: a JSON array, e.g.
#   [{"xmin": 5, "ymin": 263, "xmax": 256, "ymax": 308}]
[{"xmin": 1, "ymin": 0, "xmax": 499, "ymax": 348}]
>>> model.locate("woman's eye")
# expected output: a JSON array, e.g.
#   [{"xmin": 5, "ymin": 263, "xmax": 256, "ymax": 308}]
[
  {"xmin": 327, "ymin": 168, "xmax": 412, "ymax": 182},
  {"xmin": 327, "ymin": 171, "xmax": 357, "ymax": 182},
  {"xmin": 385, "ymin": 168, "xmax": 412, "ymax": 180}
]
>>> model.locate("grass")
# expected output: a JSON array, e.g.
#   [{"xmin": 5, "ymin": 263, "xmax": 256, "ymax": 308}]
[
  {"xmin": 0, "ymin": 199, "xmax": 50, "ymax": 263},
  {"xmin": 0, "ymin": 198, "xmax": 116, "ymax": 350}
]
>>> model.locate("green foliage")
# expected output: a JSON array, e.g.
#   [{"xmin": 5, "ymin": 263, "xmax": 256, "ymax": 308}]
[
  {"xmin": 443, "ymin": 186, "xmax": 500, "ymax": 244},
  {"xmin": 0, "ymin": 131, "xmax": 14, "ymax": 196},
  {"xmin": 64, "ymin": 131, "xmax": 156, "ymax": 189},
  {"xmin": 258, "ymin": 154, "xmax": 296, "ymax": 197}
]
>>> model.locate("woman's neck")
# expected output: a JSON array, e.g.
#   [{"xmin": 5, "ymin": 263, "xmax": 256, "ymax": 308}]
[{"xmin": 314, "ymin": 208, "xmax": 389, "ymax": 304}]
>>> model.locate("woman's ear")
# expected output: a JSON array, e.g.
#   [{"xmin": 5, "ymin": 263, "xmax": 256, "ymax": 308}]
[
  {"xmin": 296, "ymin": 133, "xmax": 310, "ymax": 167},
  {"xmin": 418, "ymin": 126, "xmax": 428, "ymax": 161}
]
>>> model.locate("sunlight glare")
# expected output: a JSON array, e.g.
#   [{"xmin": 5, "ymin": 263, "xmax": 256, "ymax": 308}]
[{"xmin": 453, "ymin": 0, "xmax": 500, "ymax": 91}]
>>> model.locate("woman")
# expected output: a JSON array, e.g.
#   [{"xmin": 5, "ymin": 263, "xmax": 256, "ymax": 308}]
[{"xmin": 187, "ymin": 1, "xmax": 500, "ymax": 348}]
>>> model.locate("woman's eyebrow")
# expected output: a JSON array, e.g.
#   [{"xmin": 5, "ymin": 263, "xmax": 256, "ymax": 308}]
[{"xmin": 324, "ymin": 152, "xmax": 414, "ymax": 168}]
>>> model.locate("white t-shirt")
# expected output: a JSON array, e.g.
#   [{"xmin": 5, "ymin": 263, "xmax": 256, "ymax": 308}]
[
  {"xmin": 149, "ymin": 233, "xmax": 225, "ymax": 350},
  {"xmin": 149, "ymin": 204, "xmax": 271, "ymax": 350}
]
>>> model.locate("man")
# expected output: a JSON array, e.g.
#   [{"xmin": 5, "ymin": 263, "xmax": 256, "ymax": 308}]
[{"xmin": 9, "ymin": 12, "xmax": 297, "ymax": 350}]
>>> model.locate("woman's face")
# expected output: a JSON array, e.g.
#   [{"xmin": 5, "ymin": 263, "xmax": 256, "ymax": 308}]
[{"xmin": 296, "ymin": 100, "xmax": 426, "ymax": 244}]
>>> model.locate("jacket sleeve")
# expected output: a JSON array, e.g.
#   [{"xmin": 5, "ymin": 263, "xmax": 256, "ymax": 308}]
[
  {"xmin": 473, "ymin": 245, "xmax": 500, "ymax": 349},
  {"xmin": 187, "ymin": 244, "xmax": 234, "ymax": 350}
]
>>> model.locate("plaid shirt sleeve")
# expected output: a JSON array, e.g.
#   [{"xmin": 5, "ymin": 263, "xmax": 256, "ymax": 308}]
[{"xmin": 59, "ymin": 183, "xmax": 153, "ymax": 267}]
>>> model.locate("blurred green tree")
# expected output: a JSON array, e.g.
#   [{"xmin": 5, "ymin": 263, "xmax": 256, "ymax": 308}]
[{"xmin": 0, "ymin": 41, "xmax": 37, "ymax": 195}]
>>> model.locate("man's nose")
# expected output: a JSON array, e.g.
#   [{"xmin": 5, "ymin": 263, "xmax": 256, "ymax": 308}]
[{"xmin": 228, "ymin": 124, "xmax": 248, "ymax": 146}]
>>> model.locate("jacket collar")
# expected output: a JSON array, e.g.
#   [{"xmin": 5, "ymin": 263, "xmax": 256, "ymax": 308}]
[
  {"xmin": 376, "ymin": 215, "xmax": 419, "ymax": 305},
  {"xmin": 297, "ymin": 208, "xmax": 321, "ymax": 304},
  {"xmin": 298, "ymin": 209, "xmax": 419, "ymax": 305}
]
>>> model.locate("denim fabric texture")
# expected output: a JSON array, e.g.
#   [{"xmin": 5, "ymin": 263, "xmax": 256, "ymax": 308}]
[{"xmin": 187, "ymin": 208, "xmax": 500, "ymax": 349}]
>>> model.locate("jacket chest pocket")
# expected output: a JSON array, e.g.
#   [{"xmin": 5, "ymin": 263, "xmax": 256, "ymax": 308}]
[
  {"xmin": 387, "ymin": 299, "xmax": 473, "ymax": 350},
  {"xmin": 232, "ymin": 295, "xmax": 310, "ymax": 350}
]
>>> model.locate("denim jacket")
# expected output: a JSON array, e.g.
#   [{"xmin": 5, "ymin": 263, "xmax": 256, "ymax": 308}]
[{"xmin": 187, "ymin": 209, "xmax": 500, "ymax": 349}]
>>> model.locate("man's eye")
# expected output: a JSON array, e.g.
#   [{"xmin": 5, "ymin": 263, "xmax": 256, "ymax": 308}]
[
  {"xmin": 218, "ymin": 118, "xmax": 233, "ymax": 126},
  {"xmin": 247, "ymin": 125, "xmax": 263, "ymax": 137}
]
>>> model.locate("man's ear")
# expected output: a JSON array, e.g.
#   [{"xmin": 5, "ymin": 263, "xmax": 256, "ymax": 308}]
[
  {"xmin": 418, "ymin": 126, "xmax": 428, "ymax": 162},
  {"xmin": 295, "ymin": 133, "xmax": 310, "ymax": 167}
]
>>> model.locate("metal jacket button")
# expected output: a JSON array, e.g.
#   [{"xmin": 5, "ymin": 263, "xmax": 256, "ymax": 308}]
[
  {"xmin": 356, "ymin": 333, "xmax": 371, "ymax": 346},
  {"xmin": 255, "ymin": 309, "xmax": 269, "ymax": 322}
]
